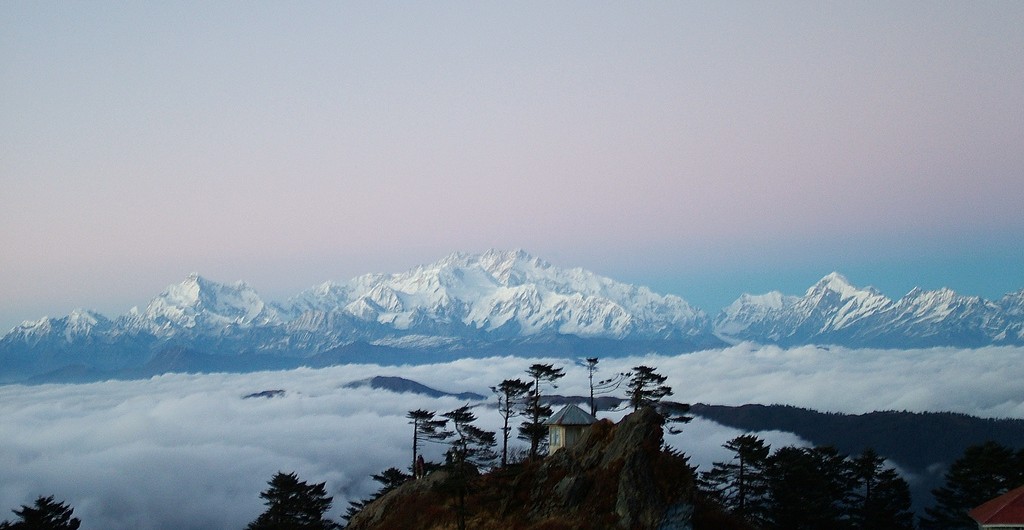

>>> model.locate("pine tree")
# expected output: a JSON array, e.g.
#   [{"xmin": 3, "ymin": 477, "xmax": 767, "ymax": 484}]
[
  {"xmin": 848, "ymin": 449, "xmax": 914, "ymax": 530},
  {"xmin": 443, "ymin": 405, "xmax": 497, "ymax": 530},
  {"xmin": 585, "ymin": 357, "xmax": 600, "ymax": 416},
  {"xmin": 583, "ymin": 357, "xmax": 628, "ymax": 416},
  {"xmin": 246, "ymin": 471, "xmax": 339, "ymax": 530},
  {"xmin": 764, "ymin": 445, "xmax": 853, "ymax": 530},
  {"xmin": 700, "ymin": 434, "xmax": 771, "ymax": 526},
  {"xmin": 406, "ymin": 409, "xmax": 450, "ymax": 478},
  {"xmin": 626, "ymin": 365, "xmax": 672, "ymax": 411},
  {"xmin": 491, "ymin": 378, "xmax": 531, "ymax": 466},
  {"xmin": 0, "ymin": 496, "xmax": 80, "ymax": 530},
  {"xmin": 921, "ymin": 441, "xmax": 1024, "ymax": 530},
  {"xmin": 518, "ymin": 363, "xmax": 564, "ymax": 460}
]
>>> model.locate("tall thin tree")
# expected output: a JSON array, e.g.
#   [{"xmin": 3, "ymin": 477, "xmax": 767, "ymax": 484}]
[
  {"xmin": 626, "ymin": 365, "xmax": 672, "ymax": 411},
  {"xmin": 518, "ymin": 363, "xmax": 565, "ymax": 460},
  {"xmin": 406, "ymin": 409, "xmax": 450, "ymax": 478},
  {"xmin": 700, "ymin": 434, "xmax": 771, "ymax": 526},
  {"xmin": 443, "ymin": 405, "xmax": 497, "ymax": 530},
  {"xmin": 583, "ymin": 357, "xmax": 628, "ymax": 416},
  {"xmin": 491, "ymin": 378, "xmax": 531, "ymax": 466},
  {"xmin": 849, "ymin": 448, "xmax": 914, "ymax": 530}
]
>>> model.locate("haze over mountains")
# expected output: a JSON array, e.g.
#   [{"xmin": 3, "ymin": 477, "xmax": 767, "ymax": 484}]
[{"xmin": 2, "ymin": 250, "xmax": 1023, "ymax": 383}]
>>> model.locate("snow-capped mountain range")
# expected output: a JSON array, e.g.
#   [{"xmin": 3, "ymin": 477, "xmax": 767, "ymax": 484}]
[
  {"xmin": 2, "ymin": 250, "xmax": 1022, "ymax": 383},
  {"xmin": 714, "ymin": 272, "xmax": 1024, "ymax": 347}
]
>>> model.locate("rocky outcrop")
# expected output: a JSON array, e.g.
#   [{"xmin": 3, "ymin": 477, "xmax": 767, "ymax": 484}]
[
  {"xmin": 345, "ymin": 468, "xmax": 462, "ymax": 529},
  {"xmin": 345, "ymin": 407, "xmax": 741, "ymax": 530}
]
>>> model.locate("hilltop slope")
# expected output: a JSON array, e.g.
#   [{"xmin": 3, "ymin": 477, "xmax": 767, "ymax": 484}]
[{"xmin": 346, "ymin": 407, "xmax": 748, "ymax": 530}]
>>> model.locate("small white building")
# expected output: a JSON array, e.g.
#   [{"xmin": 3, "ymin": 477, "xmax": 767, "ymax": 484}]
[
  {"xmin": 970, "ymin": 485, "xmax": 1024, "ymax": 530},
  {"xmin": 545, "ymin": 404, "xmax": 598, "ymax": 452}
]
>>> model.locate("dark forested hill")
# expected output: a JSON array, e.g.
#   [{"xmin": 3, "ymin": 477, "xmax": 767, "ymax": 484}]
[
  {"xmin": 690, "ymin": 403, "xmax": 1024, "ymax": 513},
  {"xmin": 690, "ymin": 403, "xmax": 1024, "ymax": 470}
]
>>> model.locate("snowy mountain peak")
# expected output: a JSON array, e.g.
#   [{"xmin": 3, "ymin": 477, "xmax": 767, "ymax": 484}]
[
  {"xmin": 65, "ymin": 308, "xmax": 109, "ymax": 330},
  {"xmin": 732, "ymin": 291, "xmax": 792, "ymax": 310},
  {"xmin": 808, "ymin": 272, "xmax": 871, "ymax": 298},
  {"xmin": 4, "ymin": 309, "xmax": 113, "ymax": 345},
  {"xmin": 5, "ymin": 254, "xmax": 1023, "ymax": 385},
  {"xmin": 279, "ymin": 281, "xmax": 351, "ymax": 317},
  {"xmin": 125, "ymin": 274, "xmax": 279, "ymax": 336},
  {"xmin": 426, "ymin": 249, "xmax": 549, "ymax": 288},
  {"xmin": 802, "ymin": 273, "xmax": 891, "ymax": 317},
  {"xmin": 894, "ymin": 287, "xmax": 988, "ymax": 318},
  {"xmin": 280, "ymin": 250, "xmax": 709, "ymax": 341},
  {"xmin": 9, "ymin": 316, "xmax": 55, "ymax": 340},
  {"xmin": 714, "ymin": 291, "xmax": 797, "ymax": 339},
  {"xmin": 1001, "ymin": 289, "xmax": 1024, "ymax": 316},
  {"xmin": 67, "ymin": 308, "xmax": 101, "ymax": 324},
  {"xmin": 311, "ymin": 280, "xmax": 346, "ymax": 296},
  {"xmin": 477, "ymin": 249, "xmax": 549, "ymax": 285},
  {"xmin": 714, "ymin": 273, "xmax": 1024, "ymax": 348},
  {"xmin": 151, "ymin": 273, "xmax": 248, "ymax": 309},
  {"xmin": 60, "ymin": 309, "xmax": 112, "ymax": 341},
  {"xmin": 905, "ymin": 286, "xmax": 956, "ymax": 302}
]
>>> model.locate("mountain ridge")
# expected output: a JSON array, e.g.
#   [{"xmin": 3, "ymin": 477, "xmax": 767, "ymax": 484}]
[
  {"xmin": 0, "ymin": 250, "xmax": 722, "ymax": 383},
  {"xmin": 2, "ymin": 251, "xmax": 1023, "ymax": 383},
  {"xmin": 714, "ymin": 271, "xmax": 1023, "ymax": 347}
]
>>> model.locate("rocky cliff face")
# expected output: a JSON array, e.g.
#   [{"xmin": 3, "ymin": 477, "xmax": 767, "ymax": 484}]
[{"xmin": 345, "ymin": 408, "xmax": 748, "ymax": 530}]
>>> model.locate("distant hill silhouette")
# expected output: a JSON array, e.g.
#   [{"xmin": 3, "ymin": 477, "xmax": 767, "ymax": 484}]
[{"xmin": 342, "ymin": 375, "xmax": 486, "ymax": 401}]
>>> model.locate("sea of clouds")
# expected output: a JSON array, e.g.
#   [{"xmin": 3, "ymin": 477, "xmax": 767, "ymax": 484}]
[{"xmin": 1, "ymin": 344, "xmax": 1022, "ymax": 529}]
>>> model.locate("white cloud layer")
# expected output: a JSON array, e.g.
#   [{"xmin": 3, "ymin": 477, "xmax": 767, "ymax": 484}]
[{"xmin": 1, "ymin": 345, "xmax": 1021, "ymax": 529}]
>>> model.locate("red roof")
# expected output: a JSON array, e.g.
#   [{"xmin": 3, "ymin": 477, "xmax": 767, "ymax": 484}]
[{"xmin": 970, "ymin": 485, "xmax": 1024, "ymax": 525}]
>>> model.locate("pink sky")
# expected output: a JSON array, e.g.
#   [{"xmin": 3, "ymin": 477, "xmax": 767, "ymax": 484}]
[{"xmin": 2, "ymin": 2, "xmax": 1022, "ymax": 331}]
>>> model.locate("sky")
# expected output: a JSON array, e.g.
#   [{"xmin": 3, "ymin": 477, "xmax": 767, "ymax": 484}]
[
  {"xmin": 2, "ymin": 345, "xmax": 1022, "ymax": 529},
  {"xmin": 3, "ymin": 2, "xmax": 1023, "ymax": 332}
]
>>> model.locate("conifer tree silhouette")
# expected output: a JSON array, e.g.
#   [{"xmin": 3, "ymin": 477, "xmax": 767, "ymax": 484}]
[
  {"xmin": 0, "ymin": 496, "xmax": 80, "ymax": 530},
  {"xmin": 246, "ymin": 471, "xmax": 339, "ymax": 530}
]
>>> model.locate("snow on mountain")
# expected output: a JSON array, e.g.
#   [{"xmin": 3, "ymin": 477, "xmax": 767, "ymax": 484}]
[
  {"xmin": 996, "ymin": 290, "xmax": 1024, "ymax": 342},
  {"xmin": 64, "ymin": 309, "xmax": 113, "ymax": 340},
  {"xmin": 887, "ymin": 287, "xmax": 1007, "ymax": 345},
  {"xmin": 275, "ymin": 281, "xmax": 351, "ymax": 318},
  {"xmin": 715, "ymin": 291, "xmax": 797, "ymax": 340},
  {"xmin": 3, "ymin": 309, "xmax": 113, "ymax": 346},
  {"xmin": 890, "ymin": 288, "xmax": 990, "ymax": 327},
  {"xmin": 4, "ymin": 253, "xmax": 1024, "ymax": 384},
  {"xmin": 120, "ymin": 273, "xmax": 281, "ymax": 338},
  {"xmin": 714, "ymin": 274, "xmax": 1023, "ymax": 347},
  {"xmin": 999, "ymin": 289, "xmax": 1024, "ymax": 316},
  {"xmin": 787, "ymin": 273, "xmax": 894, "ymax": 338},
  {"xmin": 716, "ymin": 273, "xmax": 898, "ymax": 345},
  {"xmin": 280, "ymin": 249, "xmax": 709, "ymax": 341}
]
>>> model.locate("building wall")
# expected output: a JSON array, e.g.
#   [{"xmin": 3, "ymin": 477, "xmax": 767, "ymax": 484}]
[
  {"xmin": 549, "ymin": 425, "xmax": 588, "ymax": 452},
  {"xmin": 549, "ymin": 426, "xmax": 566, "ymax": 451},
  {"xmin": 564, "ymin": 426, "xmax": 585, "ymax": 447}
]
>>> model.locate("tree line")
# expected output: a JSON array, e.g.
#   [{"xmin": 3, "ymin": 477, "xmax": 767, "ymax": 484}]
[
  {"xmin": 698, "ymin": 435, "xmax": 1024, "ymax": 530},
  {"xmin": 699, "ymin": 434, "xmax": 915, "ymax": 529}
]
